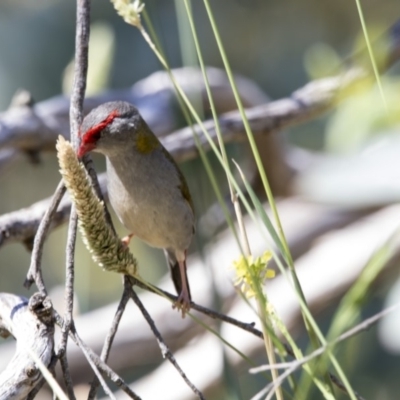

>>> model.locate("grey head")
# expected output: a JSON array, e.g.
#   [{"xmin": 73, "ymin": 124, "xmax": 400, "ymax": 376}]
[{"xmin": 78, "ymin": 101, "xmax": 144, "ymax": 158}]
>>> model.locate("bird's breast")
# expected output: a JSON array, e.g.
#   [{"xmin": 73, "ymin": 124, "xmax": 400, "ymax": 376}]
[{"xmin": 106, "ymin": 151, "xmax": 194, "ymax": 252}]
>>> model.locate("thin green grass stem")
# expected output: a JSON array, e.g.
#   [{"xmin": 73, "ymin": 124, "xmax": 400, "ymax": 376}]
[
  {"xmin": 354, "ymin": 0, "xmax": 387, "ymax": 110},
  {"xmin": 199, "ymin": 2, "xmax": 326, "ymax": 365},
  {"xmin": 181, "ymin": 0, "xmax": 251, "ymax": 255}
]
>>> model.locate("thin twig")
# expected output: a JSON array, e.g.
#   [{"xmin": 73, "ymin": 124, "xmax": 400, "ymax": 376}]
[
  {"xmin": 329, "ymin": 373, "xmax": 365, "ymax": 400},
  {"xmin": 129, "ymin": 276, "xmax": 263, "ymax": 337},
  {"xmin": 56, "ymin": 209, "xmax": 79, "ymax": 400},
  {"xmin": 129, "ymin": 287, "xmax": 205, "ymax": 400},
  {"xmin": 72, "ymin": 323, "xmax": 117, "ymax": 400},
  {"xmin": 52, "ymin": 314, "xmax": 116, "ymax": 400},
  {"xmin": 24, "ymin": 180, "xmax": 66, "ymax": 292},
  {"xmin": 192, "ymin": 300, "xmax": 262, "ymax": 337},
  {"xmin": 251, "ymin": 303, "xmax": 400, "ymax": 375},
  {"xmin": 26, "ymin": 355, "xmax": 59, "ymax": 400},
  {"xmin": 71, "ymin": 0, "xmax": 116, "ymax": 240},
  {"xmin": 69, "ymin": 0, "xmax": 90, "ymax": 147},
  {"xmin": 58, "ymin": 353, "xmax": 76, "ymax": 400},
  {"xmin": 72, "ymin": 326, "xmax": 141, "ymax": 400},
  {"xmin": 54, "ymin": 0, "xmax": 92, "ymax": 397},
  {"xmin": 250, "ymin": 304, "xmax": 400, "ymax": 400},
  {"xmin": 87, "ymin": 276, "xmax": 132, "ymax": 400},
  {"xmin": 63, "ymin": 215, "xmax": 78, "ymax": 321},
  {"xmin": 52, "ymin": 311, "xmax": 142, "ymax": 399},
  {"xmin": 56, "ymin": 1, "xmax": 117, "ymax": 396},
  {"xmin": 83, "ymin": 157, "xmax": 116, "ymax": 234}
]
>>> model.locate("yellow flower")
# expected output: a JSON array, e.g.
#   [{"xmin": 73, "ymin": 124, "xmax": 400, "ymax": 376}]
[{"xmin": 232, "ymin": 251, "xmax": 275, "ymax": 298}]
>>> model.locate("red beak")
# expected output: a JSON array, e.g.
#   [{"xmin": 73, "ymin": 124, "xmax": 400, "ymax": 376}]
[{"xmin": 77, "ymin": 142, "xmax": 95, "ymax": 159}]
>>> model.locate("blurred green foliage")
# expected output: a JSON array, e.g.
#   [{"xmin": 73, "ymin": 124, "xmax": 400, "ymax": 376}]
[
  {"xmin": 0, "ymin": 0, "xmax": 399, "ymax": 304},
  {"xmin": 1, "ymin": 2, "xmax": 400, "ymax": 397}
]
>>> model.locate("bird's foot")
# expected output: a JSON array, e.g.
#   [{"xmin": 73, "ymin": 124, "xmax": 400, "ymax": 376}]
[
  {"xmin": 173, "ymin": 290, "xmax": 191, "ymax": 318},
  {"xmin": 121, "ymin": 233, "xmax": 134, "ymax": 247}
]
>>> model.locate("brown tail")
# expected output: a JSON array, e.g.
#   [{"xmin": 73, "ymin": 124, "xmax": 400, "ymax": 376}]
[{"xmin": 164, "ymin": 250, "xmax": 191, "ymax": 301}]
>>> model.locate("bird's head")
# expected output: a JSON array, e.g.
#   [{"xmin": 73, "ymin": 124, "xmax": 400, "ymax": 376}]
[{"xmin": 77, "ymin": 101, "xmax": 143, "ymax": 158}]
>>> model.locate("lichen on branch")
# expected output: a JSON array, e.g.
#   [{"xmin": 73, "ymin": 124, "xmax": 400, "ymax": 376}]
[{"xmin": 56, "ymin": 136, "xmax": 138, "ymax": 277}]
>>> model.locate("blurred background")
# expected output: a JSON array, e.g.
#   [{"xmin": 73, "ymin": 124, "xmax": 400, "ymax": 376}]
[{"xmin": 1, "ymin": 0, "xmax": 400, "ymax": 399}]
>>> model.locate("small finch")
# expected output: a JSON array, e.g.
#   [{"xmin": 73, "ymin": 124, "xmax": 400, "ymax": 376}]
[{"xmin": 78, "ymin": 101, "xmax": 195, "ymax": 316}]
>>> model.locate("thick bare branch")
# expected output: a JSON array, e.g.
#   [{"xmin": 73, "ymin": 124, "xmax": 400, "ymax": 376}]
[
  {"xmin": 0, "ymin": 67, "xmax": 267, "ymax": 154},
  {"xmin": 0, "ymin": 58, "xmax": 398, "ymax": 168},
  {"xmin": 0, "ymin": 174, "xmax": 107, "ymax": 249},
  {"xmin": 0, "ymin": 67, "xmax": 277, "ymax": 247},
  {"xmin": 162, "ymin": 68, "xmax": 365, "ymax": 162},
  {"xmin": 0, "ymin": 293, "xmax": 54, "ymax": 400},
  {"xmin": 0, "ymin": 61, "xmax": 383, "ymax": 168}
]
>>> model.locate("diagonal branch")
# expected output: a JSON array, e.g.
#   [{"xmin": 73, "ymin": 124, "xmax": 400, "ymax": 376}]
[
  {"xmin": 0, "ymin": 67, "xmax": 268, "ymax": 155},
  {"xmin": 1, "ymin": 20, "xmax": 400, "ymax": 165},
  {"xmin": 87, "ymin": 277, "xmax": 132, "ymax": 400},
  {"xmin": 0, "ymin": 173, "xmax": 107, "ymax": 249},
  {"xmin": 129, "ymin": 284, "xmax": 205, "ymax": 400},
  {"xmin": 3, "ymin": 24, "xmax": 400, "ymax": 249},
  {"xmin": 129, "ymin": 276, "xmax": 263, "ymax": 339},
  {"xmin": 161, "ymin": 67, "xmax": 364, "ymax": 163},
  {"xmin": 24, "ymin": 180, "xmax": 66, "ymax": 291},
  {"xmin": 250, "ymin": 304, "xmax": 400, "ymax": 400},
  {"xmin": 53, "ymin": 310, "xmax": 142, "ymax": 399}
]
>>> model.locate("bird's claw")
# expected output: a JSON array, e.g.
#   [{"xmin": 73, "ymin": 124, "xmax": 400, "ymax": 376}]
[
  {"xmin": 173, "ymin": 292, "xmax": 191, "ymax": 318},
  {"xmin": 121, "ymin": 233, "xmax": 134, "ymax": 247}
]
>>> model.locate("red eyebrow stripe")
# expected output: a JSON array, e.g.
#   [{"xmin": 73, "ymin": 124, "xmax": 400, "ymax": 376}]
[{"xmin": 81, "ymin": 109, "xmax": 119, "ymax": 144}]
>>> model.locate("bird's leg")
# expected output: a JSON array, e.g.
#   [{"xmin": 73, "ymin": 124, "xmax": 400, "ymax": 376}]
[
  {"xmin": 121, "ymin": 233, "xmax": 134, "ymax": 246},
  {"xmin": 173, "ymin": 259, "xmax": 191, "ymax": 318}
]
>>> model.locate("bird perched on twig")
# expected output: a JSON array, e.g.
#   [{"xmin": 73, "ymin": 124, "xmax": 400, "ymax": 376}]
[{"xmin": 77, "ymin": 101, "xmax": 195, "ymax": 317}]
